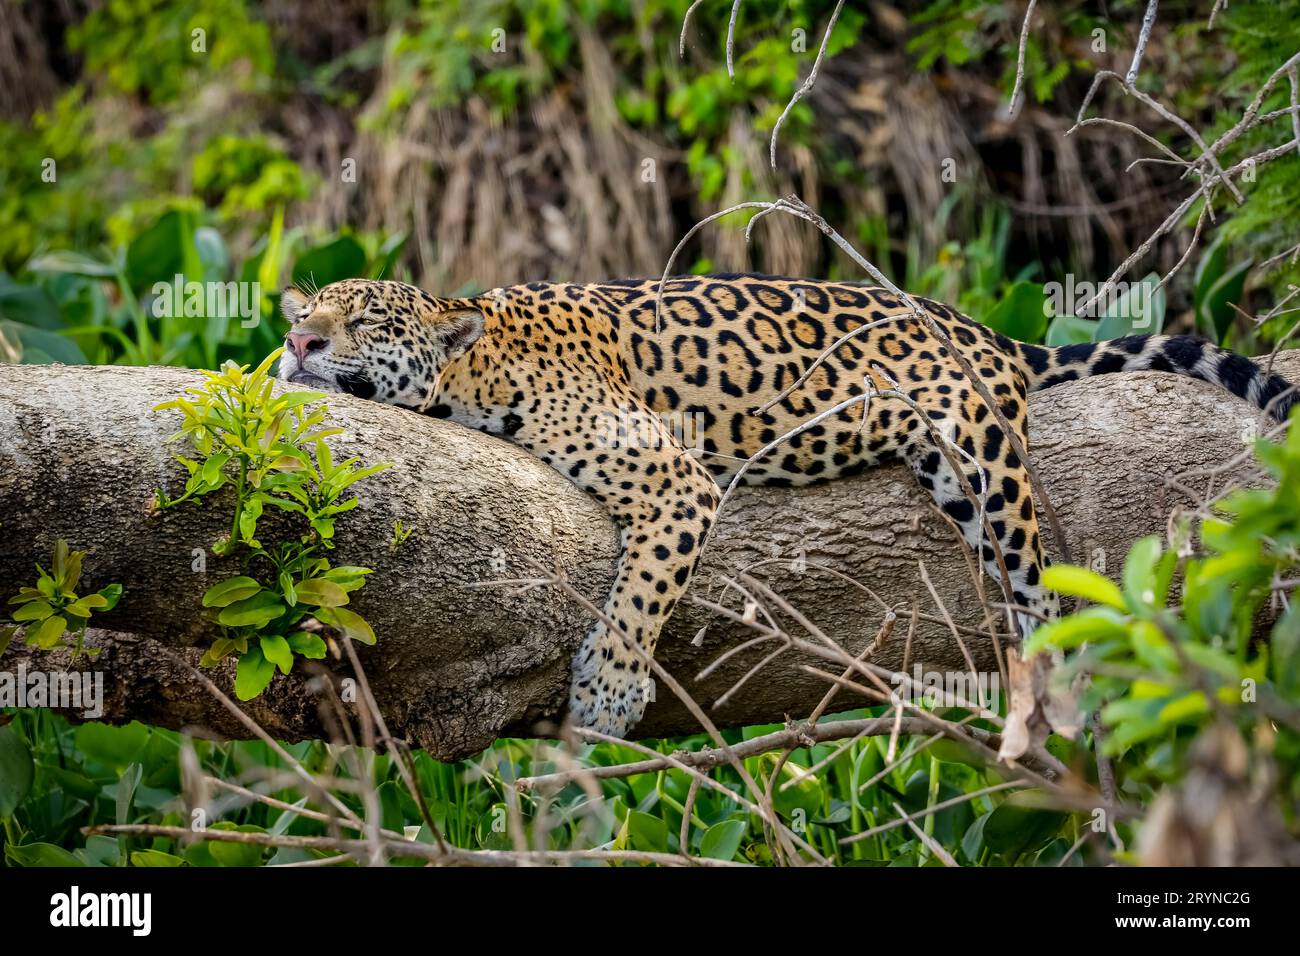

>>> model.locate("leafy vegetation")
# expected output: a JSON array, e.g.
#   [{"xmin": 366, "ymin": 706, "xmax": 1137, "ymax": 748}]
[
  {"xmin": 1, "ymin": 541, "xmax": 122, "ymax": 661},
  {"xmin": 153, "ymin": 351, "xmax": 387, "ymax": 699},
  {"xmin": 1029, "ymin": 407, "xmax": 1300, "ymax": 818}
]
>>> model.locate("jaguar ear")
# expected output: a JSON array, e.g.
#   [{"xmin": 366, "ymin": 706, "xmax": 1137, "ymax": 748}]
[
  {"xmin": 280, "ymin": 287, "xmax": 309, "ymax": 322},
  {"xmin": 436, "ymin": 308, "xmax": 485, "ymax": 360}
]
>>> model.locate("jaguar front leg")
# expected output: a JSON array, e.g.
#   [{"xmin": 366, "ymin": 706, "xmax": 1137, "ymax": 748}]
[{"xmin": 513, "ymin": 388, "xmax": 719, "ymax": 737}]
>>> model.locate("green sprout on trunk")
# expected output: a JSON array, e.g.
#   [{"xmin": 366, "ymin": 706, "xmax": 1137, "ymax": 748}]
[
  {"xmin": 154, "ymin": 348, "xmax": 389, "ymax": 699},
  {"xmin": 2, "ymin": 539, "xmax": 121, "ymax": 660}
]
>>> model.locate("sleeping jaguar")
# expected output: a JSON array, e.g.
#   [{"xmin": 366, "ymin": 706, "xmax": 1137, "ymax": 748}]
[{"xmin": 277, "ymin": 275, "xmax": 1296, "ymax": 737}]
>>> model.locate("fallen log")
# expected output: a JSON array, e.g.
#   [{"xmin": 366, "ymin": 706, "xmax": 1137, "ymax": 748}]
[{"xmin": 0, "ymin": 355, "xmax": 1293, "ymax": 759}]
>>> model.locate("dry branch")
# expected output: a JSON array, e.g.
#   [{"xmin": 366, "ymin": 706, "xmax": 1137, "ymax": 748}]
[{"xmin": 2, "ymin": 356, "xmax": 1297, "ymax": 760}]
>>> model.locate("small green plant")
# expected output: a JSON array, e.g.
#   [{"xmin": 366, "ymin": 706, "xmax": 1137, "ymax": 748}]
[
  {"xmin": 2, "ymin": 539, "xmax": 121, "ymax": 660},
  {"xmin": 389, "ymin": 519, "xmax": 415, "ymax": 552},
  {"xmin": 154, "ymin": 349, "xmax": 389, "ymax": 700},
  {"xmin": 1027, "ymin": 407, "xmax": 1300, "ymax": 798}
]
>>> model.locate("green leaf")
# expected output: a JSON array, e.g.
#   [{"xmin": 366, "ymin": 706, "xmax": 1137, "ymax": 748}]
[
  {"xmin": 1122, "ymin": 536, "xmax": 1162, "ymax": 611},
  {"xmin": 0, "ymin": 274, "xmax": 62, "ymax": 329},
  {"xmin": 286, "ymin": 631, "xmax": 327, "ymax": 660},
  {"xmin": 218, "ymin": 591, "xmax": 285, "ymax": 628},
  {"xmin": 1200, "ymin": 259, "xmax": 1252, "ymax": 343},
  {"xmin": 982, "ymin": 791, "xmax": 1067, "ymax": 861},
  {"xmin": 0, "ymin": 625, "xmax": 15, "ymax": 658},
  {"xmin": 0, "ymin": 726, "xmax": 35, "ymax": 818},
  {"xmin": 626, "ymin": 809, "xmax": 668, "ymax": 854},
  {"xmin": 66, "ymin": 592, "xmax": 109, "ymax": 618},
  {"xmin": 79, "ymin": 834, "xmax": 123, "ymax": 867},
  {"xmin": 1194, "ymin": 238, "xmax": 1251, "ymax": 343},
  {"xmin": 1272, "ymin": 607, "xmax": 1300, "ymax": 697},
  {"xmin": 1041, "ymin": 565, "xmax": 1125, "ymax": 610},
  {"xmin": 1024, "ymin": 606, "xmax": 1129, "ymax": 654},
  {"xmin": 127, "ymin": 210, "xmax": 187, "ymax": 291},
  {"xmin": 983, "ymin": 281, "xmax": 1048, "ymax": 343},
  {"xmin": 204, "ymin": 823, "xmax": 267, "ymax": 867},
  {"xmin": 279, "ymin": 571, "xmax": 297, "ymax": 607},
  {"xmin": 130, "ymin": 849, "xmax": 186, "ymax": 867},
  {"xmin": 235, "ymin": 647, "xmax": 277, "ymax": 700},
  {"xmin": 698, "ymin": 819, "xmax": 746, "ymax": 860},
  {"xmin": 97, "ymin": 583, "xmax": 123, "ymax": 611},
  {"xmin": 961, "ymin": 810, "xmax": 991, "ymax": 863},
  {"xmin": 293, "ymin": 578, "xmax": 350, "ymax": 608},
  {"xmin": 260, "ymin": 635, "xmax": 294, "ymax": 675},
  {"xmin": 1044, "ymin": 314, "xmax": 1098, "ymax": 346},
  {"xmin": 4, "ymin": 842, "xmax": 86, "ymax": 867},
  {"xmin": 74, "ymin": 722, "xmax": 150, "ymax": 769},
  {"xmin": 322, "ymin": 566, "xmax": 373, "ymax": 591},
  {"xmin": 274, "ymin": 390, "xmax": 325, "ymax": 411},
  {"xmin": 116, "ymin": 762, "xmax": 142, "ymax": 828},
  {"xmin": 27, "ymin": 615, "xmax": 68, "ymax": 649},
  {"xmin": 1094, "ymin": 273, "xmax": 1165, "ymax": 340},
  {"xmin": 314, "ymin": 606, "xmax": 376, "ymax": 645},
  {"xmin": 12, "ymin": 599, "xmax": 53, "ymax": 622}
]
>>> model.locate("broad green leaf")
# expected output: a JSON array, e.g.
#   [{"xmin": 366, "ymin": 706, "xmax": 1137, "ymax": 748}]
[
  {"xmin": 982, "ymin": 791, "xmax": 1067, "ymax": 861},
  {"xmin": 127, "ymin": 210, "xmax": 187, "ymax": 291},
  {"xmin": 75, "ymin": 722, "xmax": 150, "ymax": 769},
  {"xmin": 130, "ymin": 849, "xmax": 186, "ymax": 867},
  {"xmin": 1041, "ymin": 565, "xmax": 1125, "ymax": 610},
  {"xmin": 4, "ymin": 842, "xmax": 86, "ymax": 867},
  {"xmin": 12, "ymin": 600, "xmax": 53, "ymax": 622},
  {"xmin": 983, "ymin": 281, "xmax": 1048, "ymax": 343},
  {"xmin": 205, "ymin": 823, "xmax": 267, "ymax": 867},
  {"xmin": 235, "ymin": 648, "xmax": 277, "ymax": 700},
  {"xmin": 218, "ymin": 591, "xmax": 285, "ymax": 628},
  {"xmin": 698, "ymin": 819, "xmax": 746, "ymax": 861},
  {"xmin": 1094, "ymin": 273, "xmax": 1165, "ymax": 340},
  {"xmin": 291, "ymin": 235, "xmax": 367, "ymax": 290},
  {"xmin": 1044, "ymin": 314, "xmax": 1098, "ymax": 346},
  {"xmin": 1194, "ymin": 238, "xmax": 1251, "ymax": 342},
  {"xmin": 1024, "ymin": 607, "xmax": 1129, "ymax": 654},
  {"xmin": 286, "ymin": 631, "xmax": 327, "ymax": 659},
  {"xmin": 626, "ymin": 809, "xmax": 667, "ymax": 854},
  {"xmin": 0, "ymin": 274, "xmax": 62, "ymax": 329},
  {"xmin": 27, "ymin": 250, "xmax": 119, "ymax": 278},
  {"xmin": 293, "ymin": 578, "xmax": 349, "ymax": 608},
  {"xmin": 0, "ymin": 726, "xmax": 35, "ymax": 818},
  {"xmin": 66, "ymin": 593, "xmax": 109, "ymax": 618},
  {"xmin": 97, "ymin": 583, "xmax": 123, "ymax": 611},
  {"xmin": 1122, "ymin": 536, "xmax": 1162, "ymax": 611},
  {"xmin": 27, "ymin": 615, "xmax": 68, "ymax": 649},
  {"xmin": 314, "ymin": 606, "xmax": 375, "ymax": 645},
  {"xmin": 260, "ymin": 635, "xmax": 294, "ymax": 675}
]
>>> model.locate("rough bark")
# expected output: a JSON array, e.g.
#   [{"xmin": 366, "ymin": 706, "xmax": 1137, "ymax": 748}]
[{"xmin": 1, "ymin": 355, "xmax": 1294, "ymax": 760}]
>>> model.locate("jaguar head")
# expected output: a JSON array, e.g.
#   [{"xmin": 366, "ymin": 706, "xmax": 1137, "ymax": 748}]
[{"xmin": 277, "ymin": 278, "xmax": 484, "ymax": 409}]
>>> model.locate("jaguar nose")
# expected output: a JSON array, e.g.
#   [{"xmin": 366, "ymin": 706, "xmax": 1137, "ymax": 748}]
[{"xmin": 286, "ymin": 330, "xmax": 328, "ymax": 362}]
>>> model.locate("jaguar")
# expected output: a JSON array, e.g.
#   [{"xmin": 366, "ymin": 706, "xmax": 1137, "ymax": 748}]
[{"xmin": 276, "ymin": 274, "xmax": 1296, "ymax": 736}]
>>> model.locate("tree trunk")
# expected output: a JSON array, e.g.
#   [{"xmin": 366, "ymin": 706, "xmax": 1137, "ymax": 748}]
[{"xmin": 1, "ymin": 356, "xmax": 1293, "ymax": 760}]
